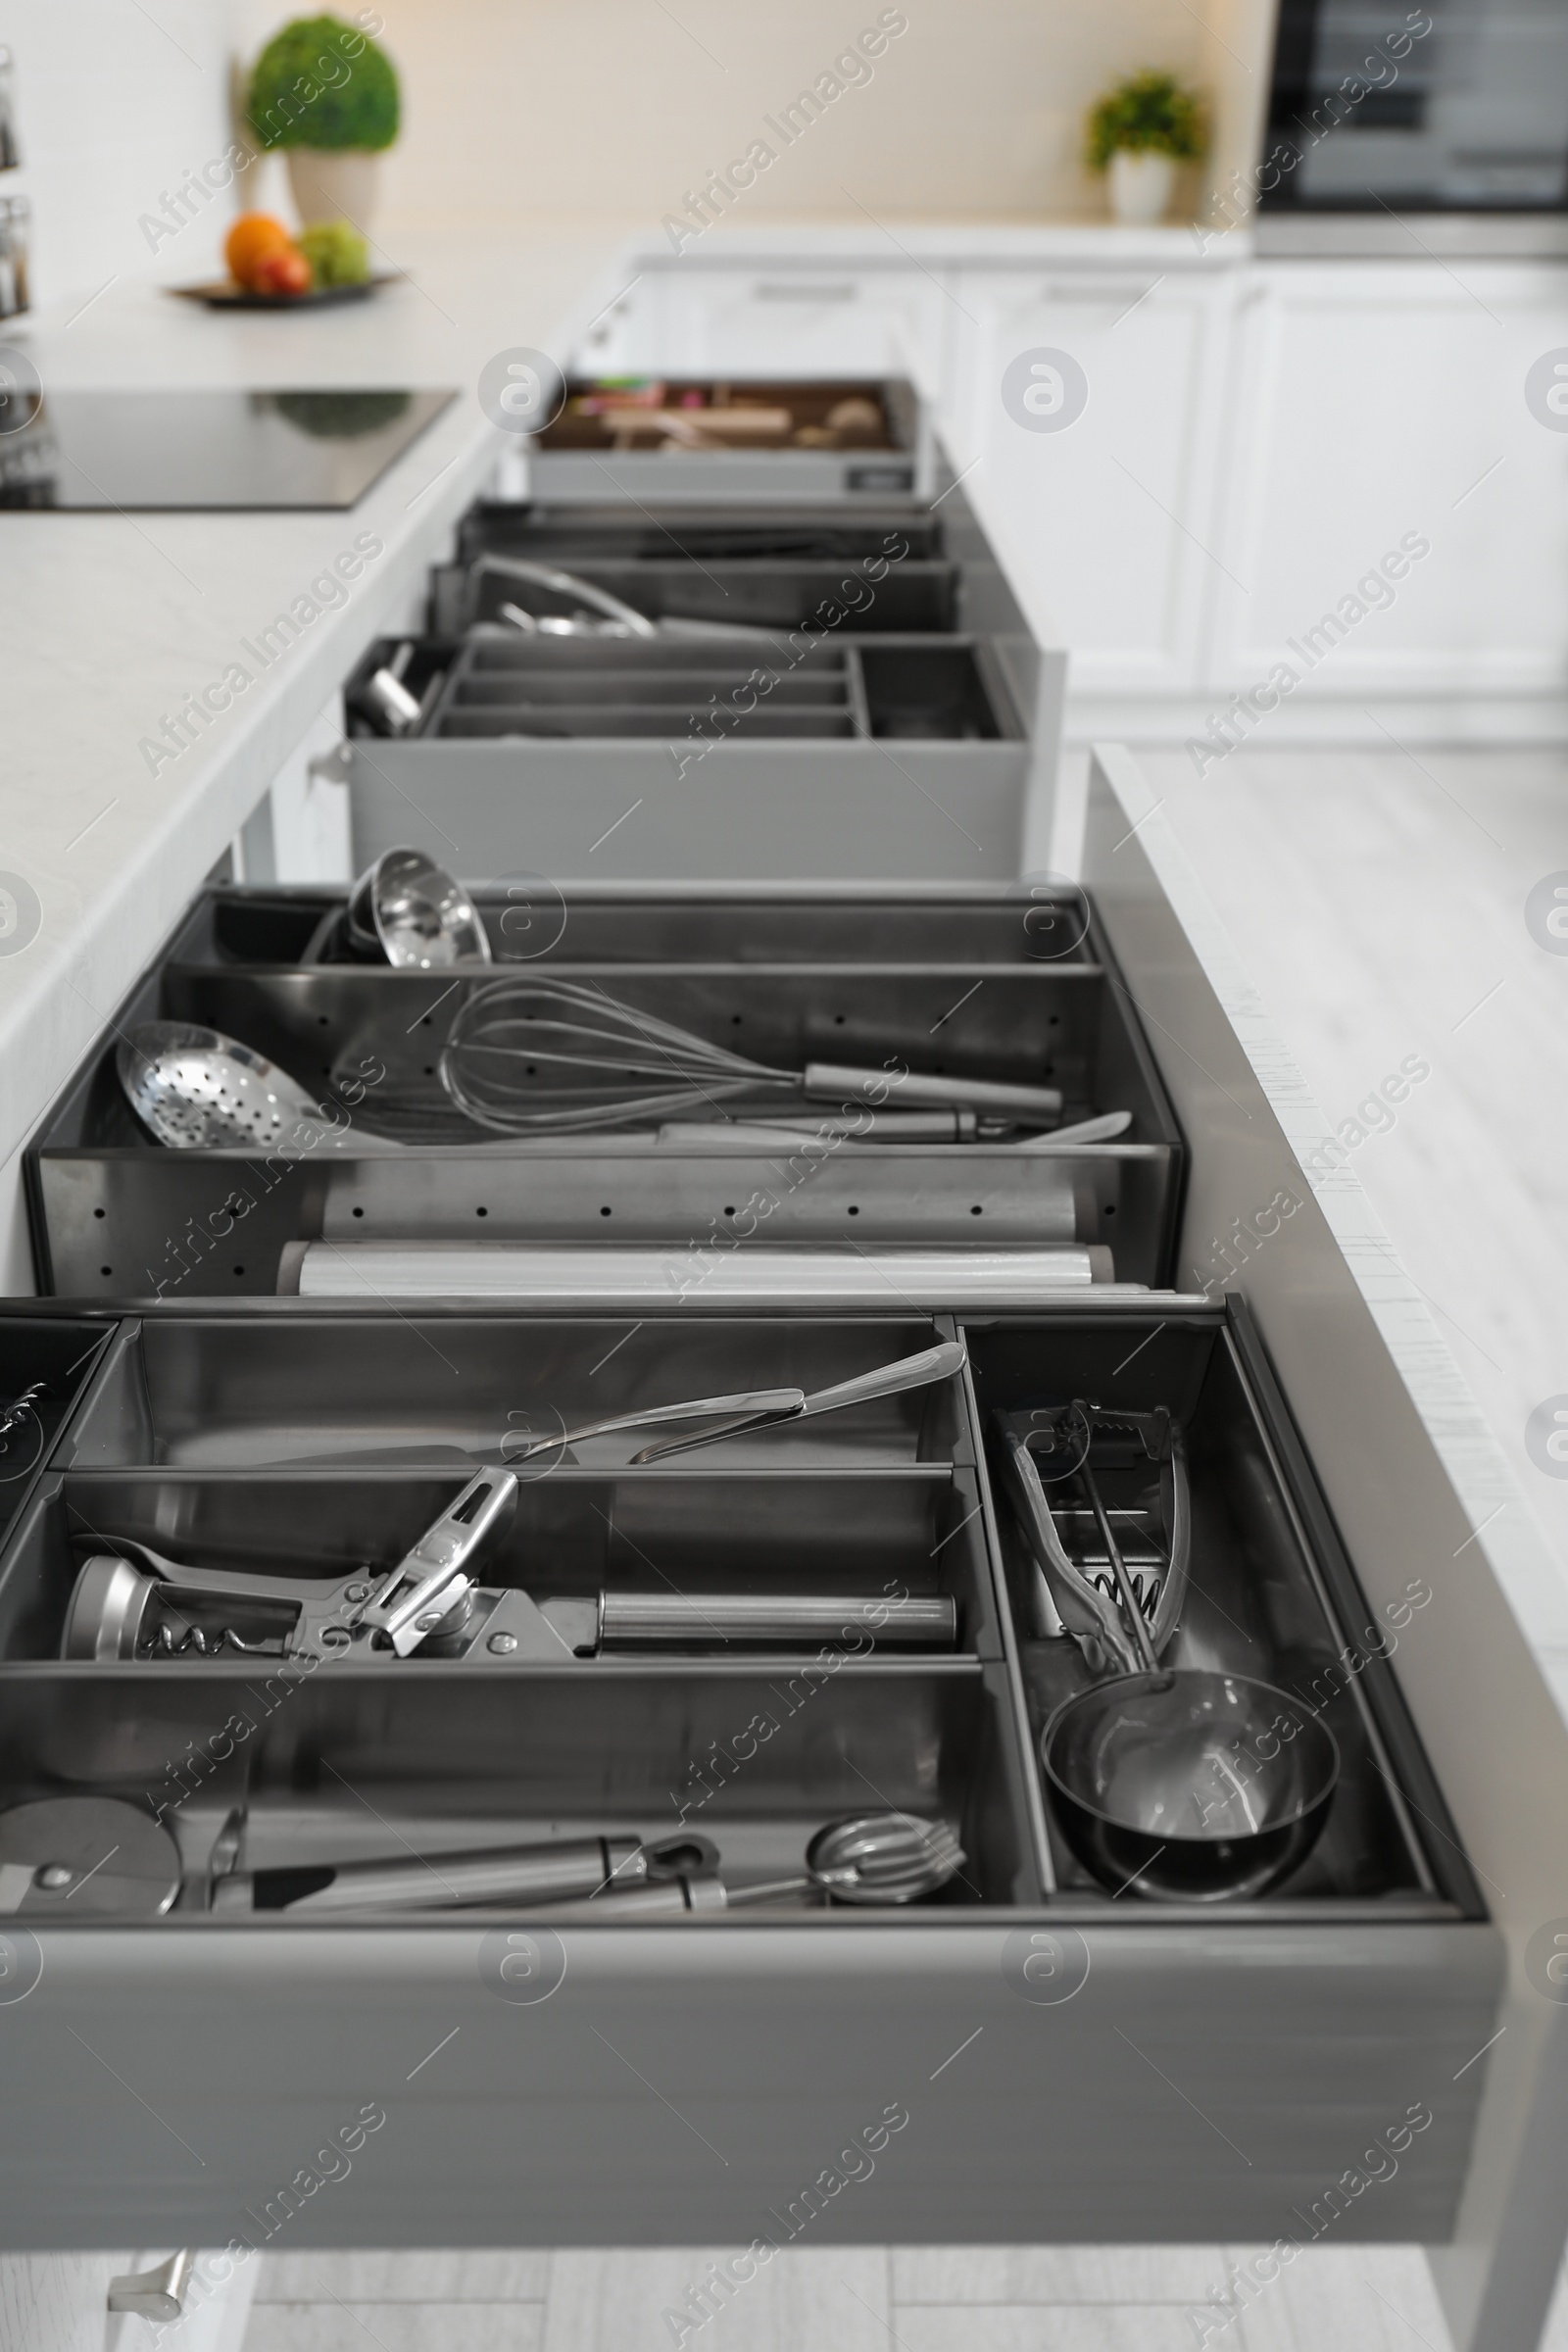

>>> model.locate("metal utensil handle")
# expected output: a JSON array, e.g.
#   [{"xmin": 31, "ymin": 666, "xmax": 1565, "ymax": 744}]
[
  {"xmin": 512, "ymin": 1385, "xmax": 803, "ymax": 1463},
  {"xmin": 721, "ymin": 1875, "xmax": 818, "ymax": 1908},
  {"xmin": 472, "ymin": 555, "xmax": 659, "ymax": 638},
  {"xmin": 1014, "ymin": 1110, "xmax": 1132, "ymax": 1149},
  {"xmin": 1077, "ymin": 1459, "xmax": 1163, "ymax": 1679},
  {"xmin": 278, "ymin": 1836, "xmax": 636, "ymax": 1915},
  {"xmin": 656, "ymin": 614, "xmax": 782, "ymax": 644},
  {"xmin": 597, "ymin": 1592, "xmax": 956, "ymax": 1646},
  {"xmin": 364, "ymin": 667, "xmax": 421, "ymax": 733},
  {"xmin": 537, "ymin": 1875, "xmax": 731, "ymax": 1919},
  {"xmin": 798, "ymin": 1339, "xmax": 966, "ymax": 1419},
  {"xmin": 632, "ymin": 1342, "xmax": 963, "ymax": 1462},
  {"xmin": 655, "ymin": 1110, "xmax": 975, "ymax": 1145},
  {"xmin": 803, "ymin": 1063, "xmax": 1063, "ymax": 1121},
  {"xmin": 1148, "ymin": 1426, "xmax": 1191, "ymax": 1655},
  {"xmin": 995, "ymin": 1428, "xmax": 1146, "ymax": 1675},
  {"xmin": 359, "ymin": 1467, "xmax": 519, "ymax": 1655}
]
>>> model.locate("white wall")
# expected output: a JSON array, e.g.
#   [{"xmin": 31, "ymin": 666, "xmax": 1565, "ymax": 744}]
[
  {"xmin": 370, "ymin": 0, "xmax": 1242, "ymax": 230},
  {"xmin": 2, "ymin": 0, "xmax": 244, "ymax": 307}
]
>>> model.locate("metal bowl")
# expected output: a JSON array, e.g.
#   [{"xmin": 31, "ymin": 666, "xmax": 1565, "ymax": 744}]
[
  {"xmin": 1042, "ymin": 1668, "xmax": 1340, "ymax": 1903},
  {"xmin": 345, "ymin": 848, "xmax": 491, "ymax": 970}
]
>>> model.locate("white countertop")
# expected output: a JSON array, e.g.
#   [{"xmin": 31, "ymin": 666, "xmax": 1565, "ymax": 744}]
[
  {"xmin": 0, "ymin": 223, "xmax": 638, "ymax": 1279},
  {"xmin": 615, "ymin": 219, "xmax": 1249, "ymax": 270}
]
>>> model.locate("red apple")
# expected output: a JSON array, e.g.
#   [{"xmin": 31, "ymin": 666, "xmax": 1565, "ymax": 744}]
[{"xmin": 251, "ymin": 247, "xmax": 313, "ymax": 298}]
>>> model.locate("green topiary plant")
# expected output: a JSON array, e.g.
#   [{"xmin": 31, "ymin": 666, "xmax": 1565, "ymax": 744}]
[
  {"xmin": 247, "ymin": 14, "xmax": 399, "ymax": 153},
  {"xmin": 1085, "ymin": 72, "xmax": 1204, "ymax": 172}
]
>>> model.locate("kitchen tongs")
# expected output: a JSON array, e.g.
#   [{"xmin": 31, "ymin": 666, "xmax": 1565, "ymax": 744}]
[{"xmin": 993, "ymin": 1401, "xmax": 1190, "ymax": 1676}]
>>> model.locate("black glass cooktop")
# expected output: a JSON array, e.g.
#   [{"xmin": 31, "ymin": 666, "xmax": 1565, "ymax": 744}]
[{"xmin": 0, "ymin": 387, "xmax": 456, "ymax": 511}]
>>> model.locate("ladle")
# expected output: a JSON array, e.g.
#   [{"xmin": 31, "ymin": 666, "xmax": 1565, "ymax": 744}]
[
  {"xmin": 344, "ymin": 847, "xmax": 491, "ymax": 970},
  {"xmin": 118, "ymin": 1023, "xmax": 400, "ymax": 1154}
]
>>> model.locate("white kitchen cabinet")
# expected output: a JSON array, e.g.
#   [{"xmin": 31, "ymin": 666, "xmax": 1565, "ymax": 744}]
[
  {"xmin": 944, "ymin": 266, "xmax": 1237, "ymax": 697},
  {"xmin": 1207, "ymin": 262, "xmax": 1568, "ymax": 704},
  {"xmin": 0, "ymin": 2248, "xmax": 253, "ymax": 2352},
  {"xmin": 597, "ymin": 263, "xmax": 953, "ymax": 390}
]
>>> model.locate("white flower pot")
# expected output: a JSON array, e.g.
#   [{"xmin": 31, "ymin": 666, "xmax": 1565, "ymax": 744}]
[
  {"xmin": 1107, "ymin": 149, "xmax": 1176, "ymax": 224},
  {"xmin": 286, "ymin": 149, "xmax": 380, "ymax": 232}
]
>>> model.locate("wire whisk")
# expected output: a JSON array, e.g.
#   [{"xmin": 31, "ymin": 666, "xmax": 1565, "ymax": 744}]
[{"xmin": 439, "ymin": 978, "xmax": 1064, "ymax": 1138}]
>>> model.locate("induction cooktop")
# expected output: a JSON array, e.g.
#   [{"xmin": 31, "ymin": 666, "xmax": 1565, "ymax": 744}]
[{"xmin": 0, "ymin": 386, "xmax": 456, "ymax": 511}]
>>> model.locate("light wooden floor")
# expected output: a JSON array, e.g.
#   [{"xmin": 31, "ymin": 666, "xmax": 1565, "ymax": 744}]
[
  {"xmin": 1131, "ymin": 743, "xmax": 1568, "ymax": 1590},
  {"xmin": 240, "ymin": 2241, "xmax": 1453, "ymax": 2350},
  {"xmin": 241, "ymin": 746, "xmax": 1568, "ymax": 2352}
]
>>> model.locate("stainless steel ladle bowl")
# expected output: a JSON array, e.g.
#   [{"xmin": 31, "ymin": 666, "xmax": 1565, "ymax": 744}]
[
  {"xmin": 118, "ymin": 1023, "xmax": 397, "ymax": 1153},
  {"xmin": 345, "ymin": 848, "xmax": 491, "ymax": 970}
]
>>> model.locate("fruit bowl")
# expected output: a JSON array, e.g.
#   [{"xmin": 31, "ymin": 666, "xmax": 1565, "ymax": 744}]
[
  {"xmin": 169, "ymin": 213, "xmax": 388, "ymax": 309},
  {"xmin": 167, "ymin": 274, "xmax": 396, "ymax": 311}
]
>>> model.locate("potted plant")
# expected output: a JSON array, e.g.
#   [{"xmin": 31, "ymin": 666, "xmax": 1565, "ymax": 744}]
[
  {"xmin": 1086, "ymin": 71, "xmax": 1203, "ymax": 223},
  {"xmin": 247, "ymin": 13, "xmax": 399, "ymax": 232}
]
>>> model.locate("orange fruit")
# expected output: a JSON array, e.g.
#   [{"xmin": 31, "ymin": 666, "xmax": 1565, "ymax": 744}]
[{"xmin": 224, "ymin": 213, "xmax": 295, "ymax": 289}]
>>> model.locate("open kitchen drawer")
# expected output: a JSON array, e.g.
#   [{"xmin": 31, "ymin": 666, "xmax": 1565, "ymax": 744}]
[
  {"xmin": 522, "ymin": 374, "xmax": 929, "ymax": 502},
  {"xmin": 0, "ymin": 1298, "xmax": 1501, "ymax": 2246},
  {"xmin": 429, "ymin": 501, "xmax": 958, "ymax": 637},
  {"xmin": 333, "ymin": 461, "xmax": 1054, "ymax": 880},
  {"xmin": 24, "ymin": 885, "xmax": 1184, "ymax": 1298}
]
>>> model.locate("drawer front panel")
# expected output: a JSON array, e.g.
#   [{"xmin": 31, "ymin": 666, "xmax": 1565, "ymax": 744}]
[{"xmin": 0, "ymin": 1921, "xmax": 1499, "ymax": 2245}]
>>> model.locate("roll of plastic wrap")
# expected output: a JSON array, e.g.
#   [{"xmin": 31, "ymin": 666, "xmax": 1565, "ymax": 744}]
[{"xmin": 283, "ymin": 1243, "xmax": 1116, "ymax": 1303}]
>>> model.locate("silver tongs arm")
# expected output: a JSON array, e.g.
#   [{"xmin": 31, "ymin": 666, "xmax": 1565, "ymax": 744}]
[
  {"xmin": 1149, "ymin": 1422, "xmax": 1190, "ymax": 1654},
  {"xmin": 993, "ymin": 1405, "xmax": 1190, "ymax": 1675},
  {"xmin": 510, "ymin": 1386, "xmax": 805, "ymax": 1463},
  {"xmin": 995, "ymin": 1423, "xmax": 1145, "ymax": 1675},
  {"xmin": 632, "ymin": 1340, "xmax": 967, "ymax": 1464},
  {"xmin": 469, "ymin": 555, "xmax": 658, "ymax": 637}
]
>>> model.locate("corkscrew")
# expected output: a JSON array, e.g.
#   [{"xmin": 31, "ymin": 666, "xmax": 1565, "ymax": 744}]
[
  {"xmin": 62, "ymin": 1466, "xmax": 521, "ymax": 1666},
  {"xmin": 60, "ymin": 1466, "xmax": 956, "ymax": 1666}
]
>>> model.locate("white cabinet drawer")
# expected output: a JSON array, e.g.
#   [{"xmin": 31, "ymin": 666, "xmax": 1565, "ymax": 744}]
[
  {"xmin": 947, "ymin": 268, "xmax": 1236, "ymax": 695},
  {"xmin": 633, "ymin": 266, "xmax": 951, "ymax": 389}
]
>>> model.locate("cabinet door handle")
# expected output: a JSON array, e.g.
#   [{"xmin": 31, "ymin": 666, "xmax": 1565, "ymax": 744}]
[
  {"xmin": 1036, "ymin": 278, "xmax": 1162, "ymax": 304},
  {"xmin": 751, "ymin": 280, "xmax": 858, "ymax": 302},
  {"xmin": 108, "ymin": 2250, "xmax": 195, "ymax": 2318}
]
